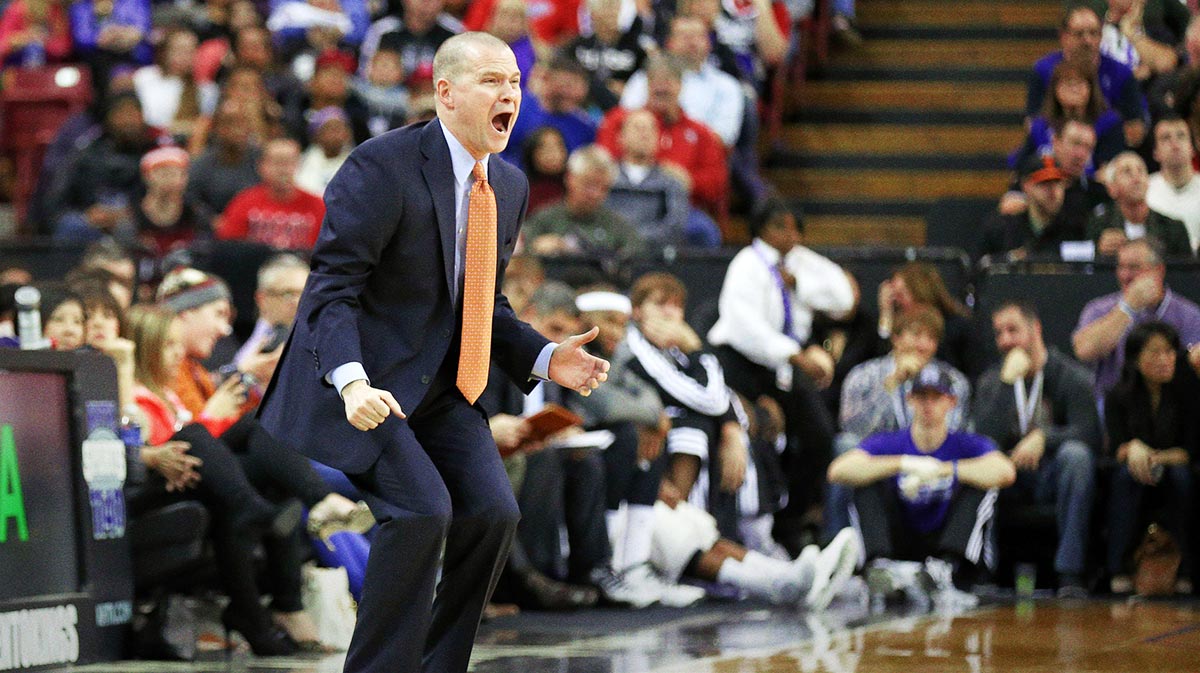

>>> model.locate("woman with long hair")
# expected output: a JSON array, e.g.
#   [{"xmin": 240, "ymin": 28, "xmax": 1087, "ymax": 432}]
[
  {"xmin": 1104, "ymin": 321, "xmax": 1196, "ymax": 595},
  {"xmin": 133, "ymin": 26, "xmax": 219, "ymax": 143},
  {"xmin": 522, "ymin": 126, "xmax": 568, "ymax": 216},
  {"xmin": 127, "ymin": 304, "xmax": 303, "ymax": 655},
  {"xmin": 877, "ymin": 262, "xmax": 973, "ymax": 375},
  {"xmin": 1011, "ymin": 59, "xmax": 1125, "ymax": 177}
]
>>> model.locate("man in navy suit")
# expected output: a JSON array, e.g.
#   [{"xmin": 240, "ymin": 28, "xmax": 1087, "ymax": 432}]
[{"xmin": 259, "ymin": 32, "xmax": 610, "ymax": 673}]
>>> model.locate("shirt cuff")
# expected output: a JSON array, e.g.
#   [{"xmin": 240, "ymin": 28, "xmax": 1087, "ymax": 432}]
[
  {"xmin": 531, "ymin": 342, "xmax": 556, "ymax": 381},
  {"xmin": 328, "ymin": 362, "xmax": 370, "ymax": 398}
]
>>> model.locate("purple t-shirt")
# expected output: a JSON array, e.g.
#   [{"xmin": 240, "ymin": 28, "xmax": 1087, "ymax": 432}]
[
  {"xmin": 1074, "ymin": 289, "xmax": 1200, "ymax": 402},
  {"xmin": 860, "ymin": 430, "xmax": 997, "ymax": 534}
]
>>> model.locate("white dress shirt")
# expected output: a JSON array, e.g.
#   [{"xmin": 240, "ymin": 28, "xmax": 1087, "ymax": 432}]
[
  {"xmin": 620, "ymin": 63, "xmax": 746, "ymax": 147},
  {"xmin": 707, "ymin": 239, "xmax": 855, "ymax": 373},
  {"xmin": 1146, "ymin": 172, "xmax": 1200, "ymax": 252},
  {"xmin": 329, "ymin": 123, "xmax": 555, "ymax": 396},
  {"xmin": 295, "ymin": 145, "xmax": 351, "ymax": 197},
  {"xmin": 132, "ymin": 66, "xmax": 219, "ymax": 130}
]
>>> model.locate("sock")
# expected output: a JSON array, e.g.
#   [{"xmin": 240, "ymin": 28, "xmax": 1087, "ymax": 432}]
[
  {"xmin": 719, "ymin": 553, "xmax": 799, "ymax": 603},
  {"xmin": 606, "ymin": 508, "xmax": 626, "ymax": 570},
  {"xmin": 622, "ymin": 505, "xmax": 656, "ymax": 569},
  {"xmin": 753, "ymin": 549, "xmax": 817, "ymax": 593}
]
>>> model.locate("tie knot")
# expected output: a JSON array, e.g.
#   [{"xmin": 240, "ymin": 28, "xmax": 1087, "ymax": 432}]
[{"xmin": 472, "ymin": 161, "xmax": 487, "ymax": 183}]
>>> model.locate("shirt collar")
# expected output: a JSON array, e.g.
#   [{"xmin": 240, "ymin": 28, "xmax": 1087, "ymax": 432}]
[
  {"xmin": 751, "ymin": 238, "xmax": 783, "ymax": 263},
  {"xmin": 440, "ymin": 121, "xmax": 490, "ymax": 186}
]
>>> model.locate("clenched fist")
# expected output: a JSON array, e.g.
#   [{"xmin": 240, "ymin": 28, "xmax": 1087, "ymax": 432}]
[{"xmin": 342, "ymin": 380, "xmax": 406, "ymax": 431}]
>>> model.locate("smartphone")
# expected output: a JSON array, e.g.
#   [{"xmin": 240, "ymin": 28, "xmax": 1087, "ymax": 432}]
[{"xmin": 260, "ymin": 324, "xmax": 289, "ymax": 353}]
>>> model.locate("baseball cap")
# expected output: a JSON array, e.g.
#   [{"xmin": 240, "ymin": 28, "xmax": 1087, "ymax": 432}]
[
  {"xmin": 910, "ymin": 363, "xmax": 956, "ymax": 396},
  {"xmin": 1019, "ymin": 154, "xmax": 1066, "ymax": 184}
]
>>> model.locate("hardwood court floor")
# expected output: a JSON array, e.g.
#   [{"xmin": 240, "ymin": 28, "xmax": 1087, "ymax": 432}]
[{"xmin": 68, "ymin": 598, "xmax": 1200, "ymax": 673}]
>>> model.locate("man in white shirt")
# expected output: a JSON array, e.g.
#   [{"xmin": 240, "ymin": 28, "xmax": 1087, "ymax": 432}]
[
  {"xmin": 619, "ymin": 15, "xmax": 745, "ymax": 148},
  {"xmin": 1146, "ymin": 115, "xmax": 1200, "ymax": 253},
  {"xmin": 295, "ymin": 107, "xmax": 353, "ymax": 197},
  {"xmin": 233, "ymin": 253, "xmax": 309, "ymax": 378},
  {"xmin": 708, "ymin": 199, "xmax": 856, "ymax": 547}
]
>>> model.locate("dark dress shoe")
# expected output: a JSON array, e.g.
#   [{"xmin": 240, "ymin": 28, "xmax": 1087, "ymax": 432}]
[{"xmin": 520, "ymin": 570, "xmax": 599, "ymax": 610}]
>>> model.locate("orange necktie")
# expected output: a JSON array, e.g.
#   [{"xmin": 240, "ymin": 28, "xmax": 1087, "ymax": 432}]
[{"xmin": 457, "ymin": 161, "xmax": 496, "ymax": 404}]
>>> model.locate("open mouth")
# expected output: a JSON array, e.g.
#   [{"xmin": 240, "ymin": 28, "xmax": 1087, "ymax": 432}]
[{"xmin": 491, "ymin": 112, "xmax": 513, "ymax": 133}]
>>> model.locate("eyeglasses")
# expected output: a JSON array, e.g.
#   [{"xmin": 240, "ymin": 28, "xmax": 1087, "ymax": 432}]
[
  {"xmin": 263, "ymin": 288, "xmax": 303, "ymax": 299},
  {"xmin": 1116, "ymin": 262, "xmax": 1154, "ymax": 273}
]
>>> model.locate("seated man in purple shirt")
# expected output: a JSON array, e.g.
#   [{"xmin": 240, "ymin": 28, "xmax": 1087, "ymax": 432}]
[
  {"xmin": 1072, "ymin": 236, "xmax": 1200, "ymax": 406},
  {"xmin": 828, "ymin": 363, "xmax": 1016, "ymax": 608}
]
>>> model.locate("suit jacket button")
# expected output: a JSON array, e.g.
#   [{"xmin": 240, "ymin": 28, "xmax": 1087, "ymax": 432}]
[
  {"xmin": 442, "ymin": 328, "xmax": 451, "ymax": 337},
  {"xmin": 420, "ymin": 375, "xmax": 431, "ymax": 384}
]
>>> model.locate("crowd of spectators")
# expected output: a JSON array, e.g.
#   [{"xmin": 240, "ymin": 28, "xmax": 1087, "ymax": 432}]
[
  {"xmin": 1, "ymin": 0, "xmax": 801, "ymax": 250},
  {"xmin": 2, "ymin": 0, "xmax": 1200, "ymax": 660},
  {"xmin": 995, "ymin": 1, "xmax": 1200, "ymax": 265}
]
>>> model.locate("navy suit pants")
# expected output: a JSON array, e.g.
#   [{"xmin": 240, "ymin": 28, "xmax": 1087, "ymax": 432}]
[{"xmin": 343, "ymin": 380, "xmax": 520, "ymax": 673}]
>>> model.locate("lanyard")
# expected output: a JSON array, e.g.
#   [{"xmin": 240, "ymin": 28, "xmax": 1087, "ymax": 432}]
[
  {"xmin": 1014, "ymin": 371, "xmax": 1044, "ymax": 435},
  {"xmin": 752, "ymin": 241, "xmax": 796, "ymax": 340},
  {"xmin": 891, "ymin": 381, "xmax": 910, "ymax": 428}
]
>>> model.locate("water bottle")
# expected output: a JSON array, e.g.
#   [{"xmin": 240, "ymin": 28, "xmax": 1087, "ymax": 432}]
[
  {"xmin": 14, "ymin": 286, "xmax": 49, "ymax": 350},
  {"xmin": 119, "ymin": 410, "xmax": 146, "ymax": 484}
]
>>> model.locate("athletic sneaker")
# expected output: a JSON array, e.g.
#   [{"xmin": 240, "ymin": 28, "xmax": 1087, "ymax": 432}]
[
  {"xmin": 805, "ymin": 528, "xmax": 861, "ymax": 611},
  {"xmin": 865, "ymin": 559, "xmax": 930, "ymax": 609},
  {"xmin": 922, "ymin": 557, "xmax": 979, "ymax": 610},
  {"xmin": 630, "ymin": 565, "xmax": 706, "ymax": 608},
  {"xmin": 590, "ymin": 566, "xmax": 660, "ymax": 609}
]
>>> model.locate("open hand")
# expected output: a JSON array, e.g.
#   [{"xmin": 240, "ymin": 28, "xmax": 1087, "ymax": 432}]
[{"xmin": 549, "ymin": 327, "xmax": 610, "ymax": 396}]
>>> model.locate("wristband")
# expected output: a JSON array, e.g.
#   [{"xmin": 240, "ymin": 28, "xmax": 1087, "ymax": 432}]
[
  {"xmin": 1118, "ymin": 300, "xmax": 1135, "ymax": 318},
  {"xmin": 952, "ymin": 459, "xmax": 959, "ymax": 485}
]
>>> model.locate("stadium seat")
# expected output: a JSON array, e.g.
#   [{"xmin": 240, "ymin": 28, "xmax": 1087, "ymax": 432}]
[
  {"xmin": 924, "ymin": 197, "xmax": 996, "ymax": 261},
  {"xmin": 0, "ymin": 65, "xmax": 93, "ymax": 235}
]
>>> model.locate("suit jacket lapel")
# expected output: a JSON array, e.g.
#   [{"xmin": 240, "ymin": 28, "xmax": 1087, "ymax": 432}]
[
  {"xmin": 420, "ymin": 119, "xmax": 458, "ymax": 304},
  {"xmin": 492, "ymin": 162, "xmax": 510, "ymax": 250}
]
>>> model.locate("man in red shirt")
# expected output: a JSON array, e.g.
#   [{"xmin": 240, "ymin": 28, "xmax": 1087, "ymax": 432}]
[
  {"xmin": 462, "ymin": 0, "xmax": 581, "ymax": 47},
  {"xmin": 596, "ymin": 54, "xmax": 728, "ymax": 218},
  {"xmin": 217, "ymin": 138, "xmax": 326, "ymax": 250}
]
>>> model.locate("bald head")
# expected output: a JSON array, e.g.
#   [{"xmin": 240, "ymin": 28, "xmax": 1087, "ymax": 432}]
[
  {"xmin": 432, "ymin": 31, "xmax": 522, "ymax": 158},
  {"xmin": 433, "ymin": 32, "xmax": 512, "ymax": 86}
]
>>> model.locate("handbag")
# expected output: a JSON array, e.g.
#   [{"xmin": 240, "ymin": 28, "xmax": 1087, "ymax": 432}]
[
  {"xmin": 301, "ymin": 563, "xmax": 357, "ymax": 650},
  {"xmin": 1133, "ymin": 523, "xmax": 1180, "ymax": 596}
]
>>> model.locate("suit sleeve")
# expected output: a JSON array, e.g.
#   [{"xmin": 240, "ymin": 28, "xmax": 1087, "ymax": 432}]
[
  {"xmin": 300, "ymin": 140, "xmax": 404, "ymax": 381},
  {"xmin": 1041, "ymin": 359, "xmax": 1102, "ymax": 456}
]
